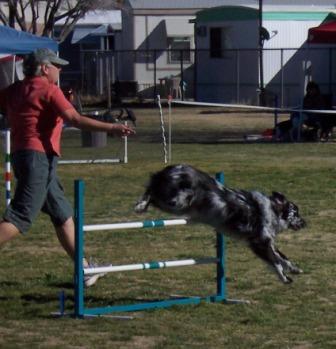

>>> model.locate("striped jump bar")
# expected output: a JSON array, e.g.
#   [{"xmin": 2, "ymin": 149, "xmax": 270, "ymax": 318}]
[
  {"xmin": 83, "ymin": 218, "xmax": 188, "ymax": 232},
  {"xmin": 5, "ymin": 129, "xmax": 11, "ymax": 206},
  {"xmin": 84, "ymin": 257, "xmax": 218, "ymax": 275}
]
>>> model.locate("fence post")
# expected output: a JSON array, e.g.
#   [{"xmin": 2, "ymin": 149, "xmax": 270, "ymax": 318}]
[
  {"xmin": 274, "ymin": 95, "xmax": 279, "ymax": 134},
  {"xmin": 153, "ymin": 50, "xmax": 157, "ymax": 101},
  {"xmin": 180, "ymin": 50, "xmax": 184, "ymax": 100},
  {"xmin": 193, "ymin": 48, "xmax": 197, "ymax": 101}
]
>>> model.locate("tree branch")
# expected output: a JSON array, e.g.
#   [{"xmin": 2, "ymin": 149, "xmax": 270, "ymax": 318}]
[
  {"xmin": 0, "ymin": 0, "xmax": 124, "ymax": 40},
  {"xmin": 43, "ymin": 0, "xmax": 63, "ymax": 37},
  {"xmin": 28, "ymin": 0, "xmax": 39, "ymax": 34},
  {"xmin": 0, "ymin": 8, "xmax": 9, "ymax": 26}
]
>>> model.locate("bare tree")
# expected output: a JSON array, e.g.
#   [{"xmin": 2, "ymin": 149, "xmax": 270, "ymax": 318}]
[{"xmin": 0, "ymin": 0, "xmax": 124, "ymax": 42}]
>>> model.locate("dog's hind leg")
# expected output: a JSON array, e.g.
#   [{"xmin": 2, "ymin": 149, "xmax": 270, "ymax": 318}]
[
  {"xmin": 249, "ymin": 239, "xmax": 293, "ymax": 284},
  {"xmin": 275, "ymin": 248, "xmax": 303, "ymax": 274},
  {"xmin": 134, "ymin": 191, "xmax": 151, "ymax": 213}
]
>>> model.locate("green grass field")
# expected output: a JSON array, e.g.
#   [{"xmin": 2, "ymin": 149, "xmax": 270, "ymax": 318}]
[{"xmin": 0, "ymin": 106, "xmax": 335, "ymax": 348}]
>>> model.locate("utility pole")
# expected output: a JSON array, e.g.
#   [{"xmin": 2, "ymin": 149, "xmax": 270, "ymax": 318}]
[{"xmin": 258, "ymin": 0, "xmax": 265, "ymax": 105}]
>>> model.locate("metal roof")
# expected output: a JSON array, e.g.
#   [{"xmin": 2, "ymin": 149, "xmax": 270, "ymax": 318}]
[
  {"xmin": 76, "ymin": 10, "xmax": 121, "ymax": 26},
  {"xmin": 126, "ymin": 0, "xmax": 336, "ymax": 10},
  {"xmin": 57, "ymin": 10, "xmax": 121, "ymax": 26},
  {"xmin": 126, "ymin": 0, "xmax": 255, "ymax": 10},
  {"xmin": 196, "ymin": 6, "xmax": 336, "ymax": 22}
]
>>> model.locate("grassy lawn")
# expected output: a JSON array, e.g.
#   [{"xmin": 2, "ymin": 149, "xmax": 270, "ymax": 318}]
[{"xmin": 0, "ymin": 106, "xmax": 335, "ymax": 348}]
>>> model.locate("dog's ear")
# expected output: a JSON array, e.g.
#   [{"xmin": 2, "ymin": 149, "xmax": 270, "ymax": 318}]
[
  {"xmin": 271, "ymin": 192, "xmax": 288, "ymax": 211},
  {"xmin": 271, "ymin": 191, "xmax": 286, "ymax": 201}
]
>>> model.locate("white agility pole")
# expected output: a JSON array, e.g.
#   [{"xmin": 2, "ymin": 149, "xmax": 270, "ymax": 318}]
[
  {"xmin": 157, "ymin": 95, "xmax": 168, "ymax": 164},
  {"xmin": 173, "ymin": 99, "xmax": 336, "ymax": 142},
  {"xmin": 84, "ymin": 258, "xmax": 218, "ymax": 275},
  {"xmin": 168, "ymin": 95, "xmax": 172, "ymax": 163},
  {"xmin": 58, "ymin": 159, "xmax": 121, "ymax": 165},
  {"xmin": 124, "ymin": 121, "xmax": 128, "ymax": 163},
  {"xmin": 172, "ymin": 99, "xmax": 336, "ymax": 114},
  {"xmin": 83, "ymin": 218, "xmax": 188, "ymax": 232}
]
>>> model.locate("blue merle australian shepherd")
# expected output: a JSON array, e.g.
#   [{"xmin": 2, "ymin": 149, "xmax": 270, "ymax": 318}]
[{"xmin": 135, "ymin": 164, "xmax": 306, "ymax": 284}]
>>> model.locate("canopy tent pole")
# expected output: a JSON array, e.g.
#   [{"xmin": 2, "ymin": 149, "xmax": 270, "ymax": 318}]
[{"xmin": 11, "ymin": 55, "xmax": 16, "ymax": 83}]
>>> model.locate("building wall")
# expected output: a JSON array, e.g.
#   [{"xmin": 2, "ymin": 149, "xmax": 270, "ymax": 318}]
[
  {"xmin": 262, "ymin": 16, "xmax": 335, "ymax": 105},
  {"xmin": 115, "ymin": 10, "xmax": 135, "ymax": 81},
  {"xmin": 116, "ymin": 11, "xmax": 196, "ymax": 96},
  {"xmin": 135, "ymin": 16, "xmax": 194, "ymax": 86},
  {"xmin": 196, "ymin": 19, "xmax": 259, "ymax": 103},
  {"xmin": 194, "ymin": 6, "xmax": 336, "ymax": 105},
  {"xmin": 262, "ymin": 19, "xmax": 322, "ymax": 90}
]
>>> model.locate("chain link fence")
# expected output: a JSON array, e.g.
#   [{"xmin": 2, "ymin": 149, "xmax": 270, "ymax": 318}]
[{"xmin": 62, "ymin": 47, "xmax": 336, "ymax": 108}]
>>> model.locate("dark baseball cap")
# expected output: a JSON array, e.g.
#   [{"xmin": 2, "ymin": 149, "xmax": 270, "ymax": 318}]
[{"xmin": 31, "ymin": 48, "xmax": 69, "ymax": 66}]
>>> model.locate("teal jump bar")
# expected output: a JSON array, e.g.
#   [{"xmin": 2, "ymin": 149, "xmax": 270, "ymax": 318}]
[
  {"xmin": 84, "ymin": 257, "xmax": 218, "ymax": 275},
  {"xmin": 82, "ymin": 295, "xmax": 227, "ymax": 316},
  {"xmin": 83, "ymin": 218, "xmax": 188, "ymax": 232}
]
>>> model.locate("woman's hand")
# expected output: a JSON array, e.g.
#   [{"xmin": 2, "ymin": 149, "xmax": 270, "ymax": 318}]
[
  {"xmin": 63, "ymin": 108, "xmax": 136, "ymax": 137},
  {"xmin": 109, "ymin": 123, "xmax": 136, "ymax": 137}
]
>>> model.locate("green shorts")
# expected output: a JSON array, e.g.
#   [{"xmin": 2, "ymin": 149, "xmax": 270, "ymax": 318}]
[{"xmin": 3, "ymin": 150, "xmax": 73, "ymax": 234}]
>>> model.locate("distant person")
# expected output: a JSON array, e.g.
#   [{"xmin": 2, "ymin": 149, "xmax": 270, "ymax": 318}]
[
  {"xmin": 300, "ymin": 81, "xmax": 327, "ymax": 137},
  {"xmin": 276, "ymin": 81, "xmax": 328, "ymax": 141},
  {"xmin": 0, "ymin": 48, "xmax": 135, "ymax": 287}
]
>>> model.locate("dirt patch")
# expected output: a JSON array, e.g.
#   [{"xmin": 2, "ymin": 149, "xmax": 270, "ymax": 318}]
[
  {"xmin": 318, "ymin": 209, "xmax": 336, "ymax": 217},
  {"xmin": 118, "ymin": 336, "xmax": 165, "ymax": 349}
]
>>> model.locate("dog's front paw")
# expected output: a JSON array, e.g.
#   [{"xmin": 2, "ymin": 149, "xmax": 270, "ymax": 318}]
[
  {"xmin": 285, "ymin": 261, "xmax": 303, "ymax": 274},
  {"xmin": 276, "ymin": 266, "xmax": 293, "ymax": 283},
  {"xmin": 290, "ymin": 266, "xmax": 303, "ymax": 274},
  {"xmin": 134, "ymin": 200, "xmax": 148, "ymax": 213},
  {"xmin": 277, "ymin": 273, "xmax": 293, "ymax": 284},
  {"xmin": 282, "ymin": 275, "xmax": 293, "ymax": 284}
]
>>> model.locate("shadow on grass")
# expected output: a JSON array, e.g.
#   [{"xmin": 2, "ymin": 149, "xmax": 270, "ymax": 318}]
[
  {"xmin": 21, "ymin": 293, "xmax": 60, "ymax": 304},
  {"xmin": 0, "ymin": 281, "xmax": 20, "ymax": 287},
  {"xmin": 0, "ymin": 281, "xmax": 21, "ymax": 301},
  {"xmin": 21, "ymin": 291, "xmax": 164, "ymax": 306},
  {"xmin": 48, "ymin": 281, "xmax": 74, "ymax": 289}
]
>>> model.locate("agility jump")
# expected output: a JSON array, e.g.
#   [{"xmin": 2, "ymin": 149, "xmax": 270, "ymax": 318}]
[
  {"xmin": 58, "ymin": 122, "xmax": 129, "ymax": 165},
  {"xmin": 73, "ymin": 172, "xmax": 246, "ymax": 318}
]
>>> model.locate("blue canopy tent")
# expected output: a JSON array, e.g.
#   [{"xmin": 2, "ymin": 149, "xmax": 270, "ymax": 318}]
[
  {"xmin": 0, "ymin": 25, "xmax": 58, "ymax": 88},
  {"xmin": 0, "ymin": 25, "xmax": 58, "ymax": 54}
]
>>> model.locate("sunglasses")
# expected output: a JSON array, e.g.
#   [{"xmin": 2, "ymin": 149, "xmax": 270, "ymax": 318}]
[{"xmin": 50, "ymin": 63, "xmax": 63, "ymax": 70}]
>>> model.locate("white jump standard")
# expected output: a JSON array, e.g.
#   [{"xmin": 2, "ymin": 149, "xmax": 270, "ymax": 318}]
[{"xmin": 73, "ymin": 172, "xmax": 247, "ymax": 318}]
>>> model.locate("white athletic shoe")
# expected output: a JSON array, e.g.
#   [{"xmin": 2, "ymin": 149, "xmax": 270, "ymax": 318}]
[{"xmin": 84, "ymin": 260, "xmax": 112, "ymax": 287}]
